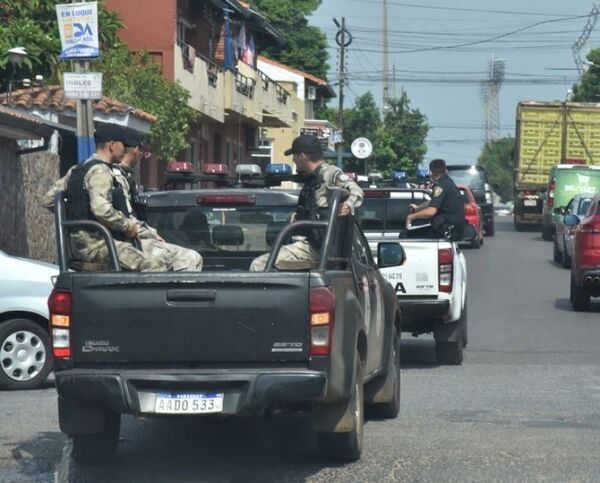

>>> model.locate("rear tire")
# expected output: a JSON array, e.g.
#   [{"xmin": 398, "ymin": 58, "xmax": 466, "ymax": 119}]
[
  {"xmin": 542, "ymin": 224, "xmax": 553, "ymax": 241},
  {"xmin": 317, "ymin": 352, "xmax": 364, "ymax": 462},
  {"xmin": 435, "ymin": 302, "xmax": 466, "ymax": 365},
  {"xmin": 470, "ymin": 237, "xmax": 481, "ymax": 249},
  {"xmin": 570, "ymin": 273, "xmax": 591, "ymax": 312},
  {"xmin": 72, "ymin": 411, "xmax": 121, "ymax": 464},
  {"xmin": 562, "ymin": 247, "xmax": 571, "ymax": 269},
  {"xmin": 366, "ymin": 325, "xmax": 400, "ymax": 419},
  {"xmin": 553, "ymin": 238, "xmax": 563, "ymax": 264}
]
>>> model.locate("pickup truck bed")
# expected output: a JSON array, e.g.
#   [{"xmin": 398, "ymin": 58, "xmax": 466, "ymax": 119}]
[{"xmin": 50, "ymin": 188, "xmax": 404, "ymax": 463}]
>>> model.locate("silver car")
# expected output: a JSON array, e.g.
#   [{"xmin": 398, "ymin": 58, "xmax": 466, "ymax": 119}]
[{"xmin": 0, "ymin": 250, "xmax": 58, "ymax": 390}]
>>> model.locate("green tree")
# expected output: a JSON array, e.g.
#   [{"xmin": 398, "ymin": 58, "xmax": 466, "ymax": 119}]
[
  {"xmin": 96, "ymin": 48, "xmax": 197, "ymax": 161},
  {"xmin": 0, "ymin": 0, "xmax": 122, "ymax": 88},
  {"xmin": 250, "ymin": 0, "xmax": 329, "ymax": 80},
  {"xmin": 477, "ymin": 136, "xmax": 515, "ymax": 202},
  {"xmin": 571, "ymin": 48, "xmax": 600, "ymax": 102},
  {"xmin": 374, "ymin": 91, "xmax": 429, "ymax": 176}
]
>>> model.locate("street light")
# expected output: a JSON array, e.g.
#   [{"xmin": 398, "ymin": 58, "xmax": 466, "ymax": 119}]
[{"xmin": 7, "ymin": 47, "xmax": 28, "ymax": 105}]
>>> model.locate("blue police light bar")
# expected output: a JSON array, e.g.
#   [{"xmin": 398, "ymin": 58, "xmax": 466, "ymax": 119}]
[
  {"xmin": 266, "ymin": 163, "xmax": 292, "ymax": 174},
  {"xmin": 417, "ymin": 168, "xmax": 429, "ymax": 178},
  {"xmin": 392, "ymin": 170, "xmax": 407, "ymax": 180}
]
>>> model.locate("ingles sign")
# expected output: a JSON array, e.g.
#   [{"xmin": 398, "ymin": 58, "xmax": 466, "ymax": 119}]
[{"xmin": 56, "ymin": 2, "xmax": 99, "ymax": 59}]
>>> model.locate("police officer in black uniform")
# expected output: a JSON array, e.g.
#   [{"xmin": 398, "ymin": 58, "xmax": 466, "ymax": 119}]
[{"xmin": 406, "ymin": 158, "xmax": 465, "ymax": 240}]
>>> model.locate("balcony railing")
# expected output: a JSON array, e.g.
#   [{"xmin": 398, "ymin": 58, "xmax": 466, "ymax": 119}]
[
  {"xmin": 235, "ymin": 71, "xmax": 256, "ymax": 98},
  {"xmin": 275, "ymin": 83, "xmax": 289, "ymax": 105},
  {"xmin": 178, "ymin": 41, "xmax": 223, "ymax": 89}
]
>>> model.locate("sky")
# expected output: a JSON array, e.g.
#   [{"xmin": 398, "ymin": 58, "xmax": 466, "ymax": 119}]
[{"xmin": 309, "ymin": 0, "xmax": 600, "ymax": 166}]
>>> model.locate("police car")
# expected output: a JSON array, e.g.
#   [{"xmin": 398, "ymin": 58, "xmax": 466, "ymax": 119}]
[{"xmin": 356, "ymin": 173, "xmax": 469, "ymax": 365}]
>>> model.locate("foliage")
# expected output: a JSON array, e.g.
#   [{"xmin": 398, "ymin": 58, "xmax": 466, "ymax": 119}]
[
  {"xmin": 250, "ymin": 0, "xmax": 329, "ymax": 80},
  {"xmin": 571, "ymin": 48, "xmax": 600, "ymax": 102},
  {"xmin": 338, "ymin": 91, "xmax": 428, "ymax": 176},
  {"xmin": 96, "ymin": 48, "xmax": 197, "ymax": 161},
  {"xmin": 0, "ymin": 0, "xmax": 122, "ymax": 88},
  {"xmin": 477, "ymin": 136, "xmax": 515, "ymax": 202}
]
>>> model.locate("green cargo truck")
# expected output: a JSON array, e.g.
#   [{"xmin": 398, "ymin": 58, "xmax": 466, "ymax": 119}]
[{"xmin": 514, "ymin": 101, "xmax": 600, "ymax": 232}]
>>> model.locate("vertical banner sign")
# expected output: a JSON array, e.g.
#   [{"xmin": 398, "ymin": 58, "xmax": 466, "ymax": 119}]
[{"xmin": 56, "ymin": 2, "xmax": 99, "ymax": 59}]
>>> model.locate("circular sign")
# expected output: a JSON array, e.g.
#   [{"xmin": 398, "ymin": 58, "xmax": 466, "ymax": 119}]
[{"xmin": 351, "ymin": 137, "xmax": 373, "ymax": 159}]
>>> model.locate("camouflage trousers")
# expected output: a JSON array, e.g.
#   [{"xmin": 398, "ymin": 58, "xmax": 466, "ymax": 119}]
[
  {"xmin": 141, "ymin": 239, "xmax": 203, "ymax": 272},
  {"xmin": 249, "ymin": 239, "xmax": 319, "ymax": 272},
  {"xmin": 71, "ymin": 232, "xmax": 201, "ymax": 272}
]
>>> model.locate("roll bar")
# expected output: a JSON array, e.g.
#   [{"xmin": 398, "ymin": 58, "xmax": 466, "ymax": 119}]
[{"xmin": 54, "ymin": 192, "xmax": 121, "ymax": 273}]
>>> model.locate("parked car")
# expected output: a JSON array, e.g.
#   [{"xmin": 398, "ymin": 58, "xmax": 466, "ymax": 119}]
[
  {"xmin": 541, "ymin": 164, "xmax": 600, "ymax": 241},
  {"xmin": 553, "ymin": 194, "xmax": 593, "ymax": 268},
  {"xmin": 446, "ymin": 164, "xmax": 496, "ymax": 236},
  {"xmin": 565, "ymin": 193, "xmax": 600, "ymax": 311},
  {"xmin": 457, "ymin": 184, "xmax": 484, "ymax": 249},
  {"xmin": 0, "ymin": 250, "xmax": 58, "ymax": 390}
]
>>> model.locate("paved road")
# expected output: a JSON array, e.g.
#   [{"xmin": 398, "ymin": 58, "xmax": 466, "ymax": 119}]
[{"xmin": 2, "ymin": 217, "xmax": 600, "ymax": 482}]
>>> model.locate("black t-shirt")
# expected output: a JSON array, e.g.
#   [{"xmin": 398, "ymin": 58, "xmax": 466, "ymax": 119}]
[{"xmin": 429, "ymin": 174, "xmax": 465, "ymax": 226}]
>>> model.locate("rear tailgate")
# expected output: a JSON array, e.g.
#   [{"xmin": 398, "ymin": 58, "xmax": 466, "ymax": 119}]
[
  {"xmin": 66, "ymin": 272, "xmax": 310, "ymax": 363},
  {"xmin": 368, "ymin": 239, "xmax": 439, "ymax": 297}
]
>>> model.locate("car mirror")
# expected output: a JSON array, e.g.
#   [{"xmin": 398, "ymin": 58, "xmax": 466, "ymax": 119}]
[
  {"xmin": 563, "ymin": 214, "xmax": 580, "ymax": 227},
  {"xmin": 553, "ymin": 207, "xmax": 565, "ymax": 215},
  {"xmin": 377, "ymin": 242, "xmax": 406, "ymax": 268}
]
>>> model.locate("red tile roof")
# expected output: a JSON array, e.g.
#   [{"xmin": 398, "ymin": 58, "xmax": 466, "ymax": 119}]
[
  {"xmin": 0, "ymin": 106, "xmax": 54, "ymax": 138},
  {"xmin": 258, "ymin": 56, "xmax": 329, "ymax": 86},
  {"xmin": 0, "ymin": 86, "xmax": 157, "ymax": 124}
]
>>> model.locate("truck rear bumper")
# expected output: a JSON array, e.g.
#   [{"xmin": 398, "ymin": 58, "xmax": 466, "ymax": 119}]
[
  {"xmin": 398, "ymin": 299, "xmax": 450, "ymax": 332},
  {"xmin": 55, "ymin": 368, "xmax": 327, "ymax": 418}
]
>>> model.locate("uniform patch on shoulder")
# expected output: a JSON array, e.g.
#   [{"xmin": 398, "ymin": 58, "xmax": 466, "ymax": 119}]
[{"xmin": 433, "ymin": 186, "xmax": 443, "ymax": 197}]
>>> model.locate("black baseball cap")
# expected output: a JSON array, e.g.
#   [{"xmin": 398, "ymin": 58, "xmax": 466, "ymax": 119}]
[
  {"xmin": 94, "ymin": 123, "xmax": 129, "ymax": 144},
  {"xmin": 284, "ymin": 134, "xmax": 323, "ymax": 156},
  {"xmin": 124, "ymin": 128, "xmax": 144, "ymax": 148}
]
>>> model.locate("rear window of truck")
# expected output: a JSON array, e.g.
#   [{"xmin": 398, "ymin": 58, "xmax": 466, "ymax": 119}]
[
  {"xmin": 145, "ymin": 206, "xmax": 295, "ymax": 255},
  {"xmin": 357, "ymin": 191, "xmax": 430, "ymax": 232}
]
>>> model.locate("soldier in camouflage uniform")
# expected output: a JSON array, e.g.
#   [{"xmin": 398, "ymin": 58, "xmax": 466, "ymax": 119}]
[
  {"xmin": 250, "ymin": 134, "xmax": 363, "ymax": 271},
  {"xmin": 112, "ymin": 130, "xmax": 202, "ymax": 271},
  {"xmin": 51, "ymin": 124, "xmax": 166, "ymax": 271}
]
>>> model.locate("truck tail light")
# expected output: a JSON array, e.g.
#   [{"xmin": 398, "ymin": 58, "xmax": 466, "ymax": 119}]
[
  {"xmin": 438, "ymin": 248, "xmax": 454, "ymax": 293},
  {"xmin": 547, "ymin": 178, "xmax": 555, "ymax": 208},
  {"xmin": 48, "ymin": 289, "xmax": 71, "ymax": 358},
  {"xmin": 464, "ymin": 203, "xmax": 477, "ymax": 217},
  {"xmin": 309, "ymin": 287, "xmax": 336, "ymax": 356}
]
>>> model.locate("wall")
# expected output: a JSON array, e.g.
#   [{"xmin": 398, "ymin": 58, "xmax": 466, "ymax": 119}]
[
  {"xmin": 104, "ymin": 0, "xmax": 177, "ymax": 80},
  {"xmin": 0, "ymin": 140, "xmax": 59, "ymax": 262}
]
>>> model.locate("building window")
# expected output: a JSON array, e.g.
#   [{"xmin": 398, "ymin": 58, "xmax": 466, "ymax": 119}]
[{"xmin": 226, "ymin": 139, "xmax": 232, "ymax": 167}]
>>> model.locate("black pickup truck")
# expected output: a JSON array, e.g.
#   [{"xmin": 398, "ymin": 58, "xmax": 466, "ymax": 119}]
[{"xmin": 49, "ymin": 187, "xmax": 405, "ymax": 463}]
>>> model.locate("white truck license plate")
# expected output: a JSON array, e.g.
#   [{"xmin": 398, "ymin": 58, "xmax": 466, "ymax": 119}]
[
  {"xmin": 524, "ymin": 199, "xmax": 537, "ymax": 207},
  {"xmin": 154, "ymin": 392, "xmax": 224, "ymax": 414}
]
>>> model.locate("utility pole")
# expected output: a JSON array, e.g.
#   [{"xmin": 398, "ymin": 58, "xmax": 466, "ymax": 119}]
[
  {"xmin": 382, "ymin": 0, "xmax": 389, "ymax": 111},
  {"xmin": 334, "ymin": 17, "xmax": 351, "ymax": 169},
  {"xmin": 71, "ymin": 0, "xmax": 95, "ymax": 163}
]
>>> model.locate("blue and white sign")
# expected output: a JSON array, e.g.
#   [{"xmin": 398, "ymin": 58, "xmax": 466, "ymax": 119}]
[{"xmin": 56, "ymin": 2, "xmax": 99, "ymax": 59}]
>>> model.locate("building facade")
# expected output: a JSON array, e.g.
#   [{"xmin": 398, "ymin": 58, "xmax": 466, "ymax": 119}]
[{"xmin": 104, "ymin": 0, "xmax": 296, "ymax": 180}]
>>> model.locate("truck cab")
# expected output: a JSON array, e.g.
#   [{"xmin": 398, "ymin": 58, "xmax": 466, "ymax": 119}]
[{"xmin": 541, "ymin": 164, "xmax": 600, "ymax": 241}]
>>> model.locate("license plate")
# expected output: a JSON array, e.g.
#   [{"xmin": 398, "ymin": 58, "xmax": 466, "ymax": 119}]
[
  {"xmin": 154, "ymin": 392, "xmax": 224, "ymax": 414},
  {"xmin": 524, "ymin": 199, "xmax": 537, "ymax": 207}
]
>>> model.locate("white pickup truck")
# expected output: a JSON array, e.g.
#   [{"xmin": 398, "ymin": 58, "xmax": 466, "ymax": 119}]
[{"xmin": 357, "ymin": 188, "xmax": 468, "ymax": 365}]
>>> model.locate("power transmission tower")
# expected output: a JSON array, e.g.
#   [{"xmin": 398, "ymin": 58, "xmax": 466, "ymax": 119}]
[
  {"xmin": 572, "ymin": 1, "xmax": 600, "ymax": 76},
  {"xmin": 382, "ymin": 0, "xmax": 390, "ymax": 112},
  {"xmin": 480, "ymin": 56, "xmax": 505, "ymax": 146}
]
